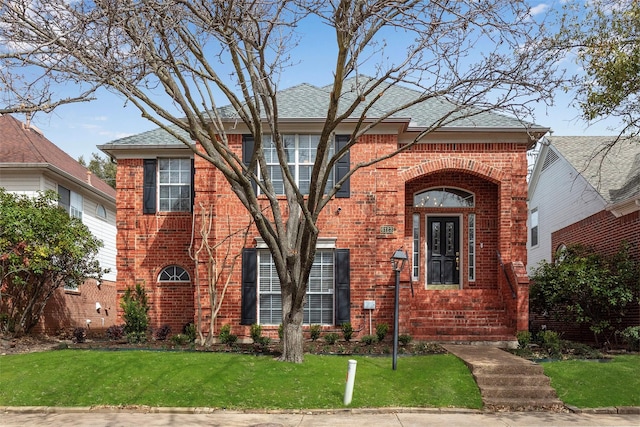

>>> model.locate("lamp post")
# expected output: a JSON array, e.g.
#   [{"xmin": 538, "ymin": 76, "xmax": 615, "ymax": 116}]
[{"xmin": 390, "ymin": 248, "xmax": 408, "ymax": 370}]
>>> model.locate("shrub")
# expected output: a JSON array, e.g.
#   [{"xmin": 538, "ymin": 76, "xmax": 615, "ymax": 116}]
[
  {"xmin": 537, "ymin": 330, "xmax": 561, "ymax": 358},
  {"xmin": 516, "ymin": 330, "xmax": 532, "ymax": 349},
  {"xmin": 309, "ymin": 324, "xmax": 321, "ymax": 341},
  {"xmin": 278, "ymin": 324, "xmax": 283, "ymax": 341},
  {"xmin": 105, "ymin": 324, "xmax": 125, "ymax": 341},
  {"xmin": 219, "ymin": 324, "xmax": 237, "ymax": 345},
  {"xmin": 183, "ymin": 322, "xmax": 196, "ymax": 343},
  {"xmin": 250, "ymin": 323, "xmax": 263, "ymax": 343},
  {"xmin": 360, "ymin": 334, "xmax": 377, "ymax": 345},
  {"xmin": 73, "ymin": 327, "xmax": 86, "ymax": 343},
  {"xmin": 324, "ymin": 332, "xmax": 339, "ymax": 345},
  {"xmin": 376, "ymin": 323, "xmax": 389, "ymax": 342},
  {"xmin": 341, "ymin": 322, "xmax": 354, "ymax": 342},
  {"xmin": 121, "ymin": 282, "xmax": 149, "ymax": 342},
  {"xmin": 171, "ymin": 333, "xmax": 190, "ymax": 346},
  {"xmin": 154, "ymin": 324, "xmax": 172, "ymax": 341},
  {"xmin": 399, "ymin": 334, "xmax": 412, "ymax": 346},
  {"xmin": 618, "ymin": 326, "xmax": 640, "ymax": 351}
]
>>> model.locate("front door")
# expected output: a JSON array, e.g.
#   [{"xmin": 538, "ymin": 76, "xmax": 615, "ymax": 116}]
[{"xmin": 427, "ymin": 216, "xmax": 460, "ymax": 285}]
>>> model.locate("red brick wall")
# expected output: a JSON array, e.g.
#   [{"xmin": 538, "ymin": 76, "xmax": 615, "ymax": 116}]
[
  {"xmin": 37, "ymin": 278, "xmax": 117, "ymax": 336},
  {"xmin": 116, "ymin": 134, "xmax": 531, "ymax": 342}
]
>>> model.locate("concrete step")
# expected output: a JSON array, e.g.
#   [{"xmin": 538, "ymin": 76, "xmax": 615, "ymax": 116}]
[
  {"xmin": 483, "ymin": 397, "xmax": 565, "ymax": 411},
  {"xmin": 480, "ymin": 385, "xmax": 559, "ymax": 399},
  {"xmin": 475, "ymin": 374, "xmax": 551, "ymax": 387}
]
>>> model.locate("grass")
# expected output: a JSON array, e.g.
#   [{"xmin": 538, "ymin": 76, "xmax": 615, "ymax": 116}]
[
  {"xmin": 541, "ymin": 355, "xmax": 640, "ymax": 408},
  {"xmin": 0, "ymin": 350, "xmax": 482, "ymax": 409}
]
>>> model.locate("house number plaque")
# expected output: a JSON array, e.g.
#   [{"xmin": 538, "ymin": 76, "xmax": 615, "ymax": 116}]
[{"xmin": 380, "ymin": 225, "xmax": 395, "ymax": 234}]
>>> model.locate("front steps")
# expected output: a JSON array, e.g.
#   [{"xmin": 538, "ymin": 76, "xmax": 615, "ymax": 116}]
[{"xmin": 444, "ymin": 344, "xmax": 565, "ymax": 411}]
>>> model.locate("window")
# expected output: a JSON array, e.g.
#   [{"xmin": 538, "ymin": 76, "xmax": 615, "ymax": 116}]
[
  {"xmin": 158, "ymin": 265, "xmax": 190, "ymax": 282},
  {"xmin": 412, "ymin": 213, "xmax": 420, "ymax": 281},
  {"xmin": 243, "ymin": 134, "xmax": 350, "ymax": 198},
  {"xmin": 414, "ymin": 188, "xmax": 474, "ymax": 208},
  {"xmin": 96, "ymin": 204, "xmax": 107, "ymax": 220},
  {"xmin": 159, "ymin": 159, "xmax": 192, "ymax": 211},
  {"xmin": 554, "ymin": 244, "xmax": 567, "ymax": 265},
  {"xmin": 58, "ymin": 185, "xmax": 83, "ymax": 219},
  {"xmin": 468, "ymin": 214, "xmax": 475, "ymax": 281},
  {"xmin": 143, "ymin": 158, "xmax": 194, "ymax": 214},
  {"xmin": 258, "ymin": 250, "xmax": 334, "ymax": 325},
  {"xmin": 260, "ymin": 134, "xmax": 334, "ymax": 195},
  {"xmin": 530, "ymin": 208, "xmax": 539, "ymax": 247}
]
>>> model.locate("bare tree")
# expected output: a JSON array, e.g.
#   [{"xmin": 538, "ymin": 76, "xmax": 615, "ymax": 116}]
[
  {"xmin": 189, "ymin": 202, "xmax": 252, "ymax": 346},
  {"xmin": 0, "ymin": 0, "xmax": 563, "ymax": 362}
]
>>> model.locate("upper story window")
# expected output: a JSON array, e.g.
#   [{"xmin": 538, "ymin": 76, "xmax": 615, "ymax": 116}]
[
  {"xmin": 530, "ymin": 208, "xmax": 539, "ymax": 247},
  {"xmin": 261, "ymin": 134, "xmax": 334, "ymax": 195},
  {"xmin": 242, "ymin": 134, "xmax": 350, "ymax": 198},
  {"xmin": 414, "ymin": 187, "xmax": 474, "ymax": 208},
  {"xmin": 143, "ymin": 158, "xmax": 194, "ymax": 214},
  {"xmin": 96, "ymin": 204, "xmax": 107, "ymax": 220},
  {"xmin": 58, "ymin": 185, "xmax": 83, "ymax": 220},
  {"xmin": 158, "ymin": 265, "xmax": 190, "ymax": 282}
]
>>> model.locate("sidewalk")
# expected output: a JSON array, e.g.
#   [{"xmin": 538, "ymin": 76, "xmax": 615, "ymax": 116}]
[{"xmin": 2, "ymin": 407, "xmax": 640, "ymax": 427}]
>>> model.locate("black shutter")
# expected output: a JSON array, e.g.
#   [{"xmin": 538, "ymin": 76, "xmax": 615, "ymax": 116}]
[
  {"xmin": 335, "ymin": 249, "xmax": 351, "ymax": 325},
  {"xmin": 335, "ymin": 135, "xmax": 350, "ymax": 198},
  {"xmin": 241, "ymin": 248, "xmax": 258, "ymax": 325},
  {"xmin": 242, "ymin": 135, "xmax": 257, "ymax": 193},
  {"xmin": 143, "ymin": 159, "xmax": 157, "ymax": 214},
  {"xmin": 191, "ymin": 158, "xmax": 195, "ymax": 212}
]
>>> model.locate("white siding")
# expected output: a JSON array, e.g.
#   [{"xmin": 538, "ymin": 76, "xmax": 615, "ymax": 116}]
[
  {"xmin": 0, "ymin": 171, "xmax": 43, "ymax": 195},
  {"xmin": 82, "ymin": 196, "xmax": 117, "ymax": 281},
  {"xmin": 527, "ymin": 150, "xmax": 606, "ymax": 273}
]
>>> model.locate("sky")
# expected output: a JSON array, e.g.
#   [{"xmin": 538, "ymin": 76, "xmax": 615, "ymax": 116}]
[{"xmin": 9, "ymin": 1, "xmax": 621, "ymax": 161}]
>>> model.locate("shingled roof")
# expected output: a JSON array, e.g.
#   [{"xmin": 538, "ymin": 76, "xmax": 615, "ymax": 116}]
[
  {"xmin": 549, "ymin": 136, "xmax": 640, "ymax": 205},
  {"xmin": 102, "ymin": 77, "xmax": 546, "ymax": 148},
  {"xmin": 0, "ymin": 114, "xmax": 116, "ymax": 199}
]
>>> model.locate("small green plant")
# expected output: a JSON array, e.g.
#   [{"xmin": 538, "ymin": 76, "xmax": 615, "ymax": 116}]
[
  {"xmin": 171, "ymin": 333, "xmax": 189, "ymax": 345},
  {"xmin": 250, "ymin": 323, "xmax": 263, "ymax": 343},
  {"xmin": 120, "ymin": 282, "xmax": 150, "ymax": 343},
  {"xmin": 183, "ymin": 323, "xmax": 196, "ymax": 343},
  {"xmin": 399, "ymin": 334, "xmax": 412, "ymax": 346},
  {"xmin": 376, "ymin": 323, "xmax": 389, "ymax": 342},
  {"xmin": 516, "ymin": 330, "xmax": 532, "ymax": 349},
  {"xmin": 537, "ymin": 330, "xmax": 561, "ymax": 358},
  {"xmin": 309, "ymin": 324, "xmax": 321, "ymax": 341},
  {"xmin": 360, "ymin": 334, "xmax": 377, "ymax": 345},
  {"xmin": 324, "ymin": 332, "xmax": 339, "ymax": 345},
  {"xmin": 341, "ymin": 322, "xmax": 354, "ymax": 342},
  {"xmin": 219, "ymin": 324, "xmax": 238, "ymax": 346},
  {"xmin": 73, "ymin": 327, "xmax": 86, "ymax": 343},
  {"xmin": 154, "ymin": 324, "xmax": 172, "ymax": 341},
  {"xmin": 278, "ymin": 324, "xmax": 283, "ymax": 341},
  {"xmin": 618, "ymin": 326, "xmax": 640, "ymax": 351}
]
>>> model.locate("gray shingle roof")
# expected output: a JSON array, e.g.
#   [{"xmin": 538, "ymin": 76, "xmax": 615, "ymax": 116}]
[
  {"xmin": 103, "ymin": 76, "xmax": 543, "ymax": 148},
  {"xmin": 549, "ymin": 136, "xmax": 640, "ymax": 204}
]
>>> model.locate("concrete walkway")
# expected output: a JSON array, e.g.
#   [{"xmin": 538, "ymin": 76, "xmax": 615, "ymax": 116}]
[{"xmin": 2, "ymin": 407, "xmax": 639, "ymax": 426}]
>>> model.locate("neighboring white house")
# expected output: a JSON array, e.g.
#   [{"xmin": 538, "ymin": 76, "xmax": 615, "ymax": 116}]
[
  {"xmin": 0, "ymin": 114, "xmax": 118, "ymax": 333},
  {"xmin": 527, "ymin": 136, "xmax": 640, "ymax": 273}
]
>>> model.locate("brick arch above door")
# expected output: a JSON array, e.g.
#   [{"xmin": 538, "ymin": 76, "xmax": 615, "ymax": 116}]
[{"xmin": 399, "ymin": 157, "xmax": 506, "ymax": 183}]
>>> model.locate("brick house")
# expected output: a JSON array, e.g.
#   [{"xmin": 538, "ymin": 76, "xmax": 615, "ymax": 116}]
[
  {"xmin": 527, "ymin": 136, "xmax": 640, "ymax": 341},
  {"xmin": 100, "ymin": 80, "xmax": 546, "ymax": 344},
  {"xmin": 0, "ymin": 114, "xmax": 118, "ymax": 335}
]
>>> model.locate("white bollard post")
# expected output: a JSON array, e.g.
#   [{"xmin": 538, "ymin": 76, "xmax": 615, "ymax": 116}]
[{"xmin": 343, "ymin": 359, "xmax": 357, "ymax": 405}]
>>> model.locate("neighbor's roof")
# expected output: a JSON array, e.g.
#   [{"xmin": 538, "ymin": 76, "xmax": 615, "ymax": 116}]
[
  {"xmin": 0, "ymin": 114, "xmax": 116, "ymax": 199},
  {"xmin": 102, "ymin": 77, "xmax": 546, "ymax": 148},
  {"xmin": 549, "ymin": 136, "xmax": 640, "ymax": 205}
]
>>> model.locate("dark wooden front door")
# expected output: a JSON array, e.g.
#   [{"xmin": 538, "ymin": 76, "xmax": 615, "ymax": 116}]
[{"xmin": 427, "ymin": 216, "xmax": 460, "ymax": 285}]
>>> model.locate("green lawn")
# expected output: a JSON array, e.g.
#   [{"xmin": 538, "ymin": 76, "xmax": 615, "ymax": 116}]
[
  {"xmin": 0, "ymin": 350, "xmax": 482, "ymax": 409},
  {"xmin": 541, "ymin": 355, "xmax": 640, "ymax": 408}
]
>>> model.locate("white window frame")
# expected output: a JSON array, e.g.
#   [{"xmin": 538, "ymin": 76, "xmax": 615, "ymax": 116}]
[
  {"xmin": 256, "ymin": 238, "xmax": 336, "ymax": 325},
  {"xmin": 96, "ymin": 204, "xmax": 107, "ymax": 220},
  {"xmin": 261, "ymin": 134, "xmax": 334, "ymax": 195},
  {"xmin": 468, "ymin": 213, "xmax": 476, "ymax": 281},
  {"xmin": 158, "ymin": 265, "xmax": 191, "ymax": 282},
  {"xmin": 530, "ymin": 208, "xmax": 539, "ymax": 247},
  {"xmin": 412, "ymin": 213, "xmax": 420, "ymax": 281},
  {"xmin": 158, "ymin": 158, "xmax": 191, "ymax": 212}
]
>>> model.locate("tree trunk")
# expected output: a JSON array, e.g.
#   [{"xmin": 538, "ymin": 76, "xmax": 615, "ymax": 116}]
[{"xmin": 279, "ymin": 289, "xmax": 305, "ymax": 363}]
